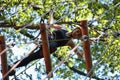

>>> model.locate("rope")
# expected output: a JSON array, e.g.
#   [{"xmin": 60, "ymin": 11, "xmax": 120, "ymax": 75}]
[
  {"xmin": 43, "ymin": 35, "xmax": 90, "ymax": 80},
  {"xmin": 11, "ymin": 1, "xmax": 69, "ymax": 41},
  {"xmin": 42, "ymin": 1, "xmax": 120, "ymax": 78},
  {"xmin": 83, "ymin": 2, "xmax": 120, "ymax": 79},
  {"xmin": 36, "ymin": 32, "xmax": 113, "ymax": 80},
  {"xmin": 0, "ymin": 43, "xmax": 15, "ymax": 56},
  {"xmin": 3, "ymin": 43, "xmax": 39, "ymax": 79},
  {"xmin": 11, "ymin": 60, "xmax": 39, "ymax": 80},
  {"xmin": 1, "ymin": 1, "xmax": 119, "ymax": 80},
  {"xmin": 86, "ymin": 41, "xmax": 118, "ymax": 80},
  {"xmin": 42, "ymin": 40, "xmax": 82, "ymax": 80},
  {"xmin": 0, "ymin": 27, "xmax": 107, "ymax": 58},
  {"xmin": 0, "ymin": 1, "xmax": 53, "ymax": 57}
]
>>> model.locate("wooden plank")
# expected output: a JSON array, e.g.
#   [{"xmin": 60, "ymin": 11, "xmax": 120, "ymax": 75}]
[
  {"xmin": 39, "ymin": 24, "xmax": 52, "ymax": 77},
  {"xmin": 80, "ymin": 20, "xmax": 92, "ymax": 76}
]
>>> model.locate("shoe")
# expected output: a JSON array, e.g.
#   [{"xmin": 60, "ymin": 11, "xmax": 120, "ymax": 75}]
[
  {"xmin": 8, "ymin": 65, "xmax": 15, "ymax": 76},
  {"xmin": 1, "ymin": 66, "xmax": 15, "ymax": 76}
]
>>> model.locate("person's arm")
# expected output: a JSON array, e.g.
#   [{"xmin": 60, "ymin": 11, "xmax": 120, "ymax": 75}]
[
  {"xmin": 66, "ymin": 40, "xmax": 83, "ymax": 58},
  {"xmin": 48, "ymin": 8, "xmax": 66, "ymax": 30},
  {"xmin": 51, "ymin": 24, "xmax": 62, "ymax": 30}
]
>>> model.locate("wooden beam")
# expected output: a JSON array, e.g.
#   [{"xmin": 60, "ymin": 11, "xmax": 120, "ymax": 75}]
[
  {"xmin": 39, "ymin": 24, "xmax": 52, "ymax": 77},
  {"xmin": 0, "ymin": 36, "xmax": 9, "ymax": 80},
  {"xmin": 80, "ymin": 20, "xmax": 92, "ymax": 76}
]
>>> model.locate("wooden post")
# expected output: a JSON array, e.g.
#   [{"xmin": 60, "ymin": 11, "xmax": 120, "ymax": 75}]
[
  {"xmin": 0, "ymin": 36, "xmax": 9, "ymax": 80},
  {"xmin": 80, "ymin": 20, "xmax": 92, "ymax": 75},
  {"xmin": 39, "ymin": 24, "xmax": 52, "ymax": 77}
]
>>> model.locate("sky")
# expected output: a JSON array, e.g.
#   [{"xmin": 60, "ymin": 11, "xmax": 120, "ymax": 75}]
[{"xmin": 0, "ymin": 0, "xmax": 120, "ymax": 79}]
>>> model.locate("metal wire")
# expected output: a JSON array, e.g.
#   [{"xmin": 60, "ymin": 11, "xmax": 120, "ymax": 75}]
[
  {"xmin": 84, "ymin": 2, "xmax": 120, "ymax": 79},
  {"xmin": 11, "ymin": 60, "xmax": 39, "ymax": 80},
  {"xmin": 43, "ymin": 2, "xmax": 120, "ymax": 79},
  {"xmin": 85, "ymin": 40, "xmax": 118, "ymax": 80},
  {"xmin": 1, "ymin": 1, "xmax": 120, "ymax": 80},
  {"xmin": 0, "ymin": 43, "xmax": 15, "ymax": 56},
  {"xmin": 43, "ymin": 40, "xmax": 82, "ymax": 80},
  {"xmin": 3, "ymin": 43, "xmax": 39, "ymax": 79}
]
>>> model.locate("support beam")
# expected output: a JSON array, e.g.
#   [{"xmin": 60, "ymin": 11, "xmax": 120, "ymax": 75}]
[
  {"xmin": 0, "ymin": 36, "xmax": 9, "ymax": 80},
  {"xmin": 80, "ymin": 20, "xmax": 92, "ymax": 75},
  {"xmin": 39, "ymin": 24, "xmax": 52, "ymax": 77}
]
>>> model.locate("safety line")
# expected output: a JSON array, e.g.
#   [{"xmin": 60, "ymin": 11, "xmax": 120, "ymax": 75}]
[
  {"xmin": 43, "ymin": 39, "xmax": 85, "ymax": 80},
  {"xmin": 85, "ymin": 39, "xmax": 117, "ymax": 80},
  {"xmin": 11, "ymin": 60, "xmax": 39, "ymax": 80},
  {"xmin": 3, "ymin": 43, "xmax": 39, "ymax": 79},
  {"xmin": 0, "ymin": 43, "xmax": 15, "ymax": 56}
]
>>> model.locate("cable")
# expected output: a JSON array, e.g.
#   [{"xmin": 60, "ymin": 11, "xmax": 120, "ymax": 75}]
[
  {"xmin": 43, "ymin": 40, "xmax": 82, "ymax": 80},
  {"xmin": 11, "ymin": 60, "xmax": 39, "ymax": 80},
  {"xmin": 83, "ymin": 3, "xmax": 120, "ymax": 78},
  {"xmin": 0, "ymin": 2, "xmax": 52, "ymax": 57},
  {"xmin": 84, "ymin": 2, "xmax": 120, "ymax": 79},
  {"xmin": 1, "ymin": 1, "xmax": 119, "ymax": 80},
  {"xmin": 3, "ymin": 43, "xmax": 39, "ymax": 79},
  {"xmin": 14, "ymin": 1, "xmax": 69, "ymax": 40},
  {"xmin": 85, "ymin": 39, "xmax": 117, "ymax": 80},
  {"xmin": 42, "ymin": 2, "xmax": 120, "ymax": 78},
  {"xmin": 0, "ymin": 43, "xmax": 15, "ymax": 56},
  {"xmin": 43, "ymin": 36, "xmax": 90, "ymax": 80}
]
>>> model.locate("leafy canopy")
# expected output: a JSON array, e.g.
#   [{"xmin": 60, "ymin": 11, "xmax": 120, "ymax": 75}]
[{"xmin": 0, "ymin": 0, "xmax": 120, "ymax": 80}]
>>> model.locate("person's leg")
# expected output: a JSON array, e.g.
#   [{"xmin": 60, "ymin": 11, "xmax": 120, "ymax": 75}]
[
  {"xmin": 18, "ymin": 41, "xmax": 57, "ymax": 67},
  {"xmin": 7, "ymin": 48, "xmax": 43, "ymax": 76},
  {"xmin": 14, "ymin": 40, "xmax": 57, "ymax": 68},
  {"xmin": 15, "ymin": 48, "xmax": 43, "ymax": 68},
  {"xmin": 8, "ymin": 41, "xmax": 57, "ymax": 76}
]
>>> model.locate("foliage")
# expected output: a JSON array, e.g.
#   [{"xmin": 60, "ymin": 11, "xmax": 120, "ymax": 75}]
[{"xmin": 0, "ymin": 0, "xmax": 120, "ymax": 80}]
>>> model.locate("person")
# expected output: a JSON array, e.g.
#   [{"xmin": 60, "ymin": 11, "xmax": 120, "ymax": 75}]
[
  {"xmin": 6, "ymin": 24, "xmax": 83, "ymax": 76},
  {"xmin": 5, "ymin": 9, "xmax": 83, "ymax": 76}
]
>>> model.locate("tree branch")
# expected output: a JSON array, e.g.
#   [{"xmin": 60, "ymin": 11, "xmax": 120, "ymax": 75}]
[
  {"xmin": 69, "ymin": 66, "xmax": 104, "ymax": 80},
  {"xmin": 0, "ymin": 21, "xmax": 81, "ymax": 29},
  {"xmin": 0, "ymin": 24, "xmax": 39, "ymax": 29},
  {"xmin": 19, "ymin": 30, "xmax": 35, "ymax": 40},
  {"xmin": 53, "ymin": 53, "xmax": 103, "ymax": 80}
]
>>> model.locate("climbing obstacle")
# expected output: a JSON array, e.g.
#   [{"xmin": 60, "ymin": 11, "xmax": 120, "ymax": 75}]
[
  {"xmin": 0, "ymin": 20, "xmax": 93, "ymax": 79},
  {"xmin": 80, "ymin": 20, "xmax": 92, "ymax": 76},
  {"xmin": 39, "ymin": 24, "xmax": 52, "ymax": 77},
  {"xmin": 0, "ymin": 36, "xmax": 9, "ymax": 80}
]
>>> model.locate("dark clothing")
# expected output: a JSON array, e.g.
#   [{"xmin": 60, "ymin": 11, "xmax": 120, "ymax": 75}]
[
  {"xmin": 52, "ymin": 29, "xmax": 70, "ymax": 47},
  {"xmin": 16, "ymin": 29, "xmax": 70, "ymax": 67}
]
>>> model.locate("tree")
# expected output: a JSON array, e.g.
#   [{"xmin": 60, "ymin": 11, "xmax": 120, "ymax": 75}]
[{"xmin": 0, "ymin": 0, "xmax": 120, "ymax": 80}]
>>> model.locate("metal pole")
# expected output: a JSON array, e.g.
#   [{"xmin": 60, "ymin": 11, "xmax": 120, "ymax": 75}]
[
  {"xmin": 39, "ymin": 24, "xmax": 52, "ymax": 77},
  {"xmin": 80, "ymin": 20, "xmax": 92, "ymax": 75},
  {"xmin": 0, "ymin": 36, "xmax": 9, "ymax": 80}
]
